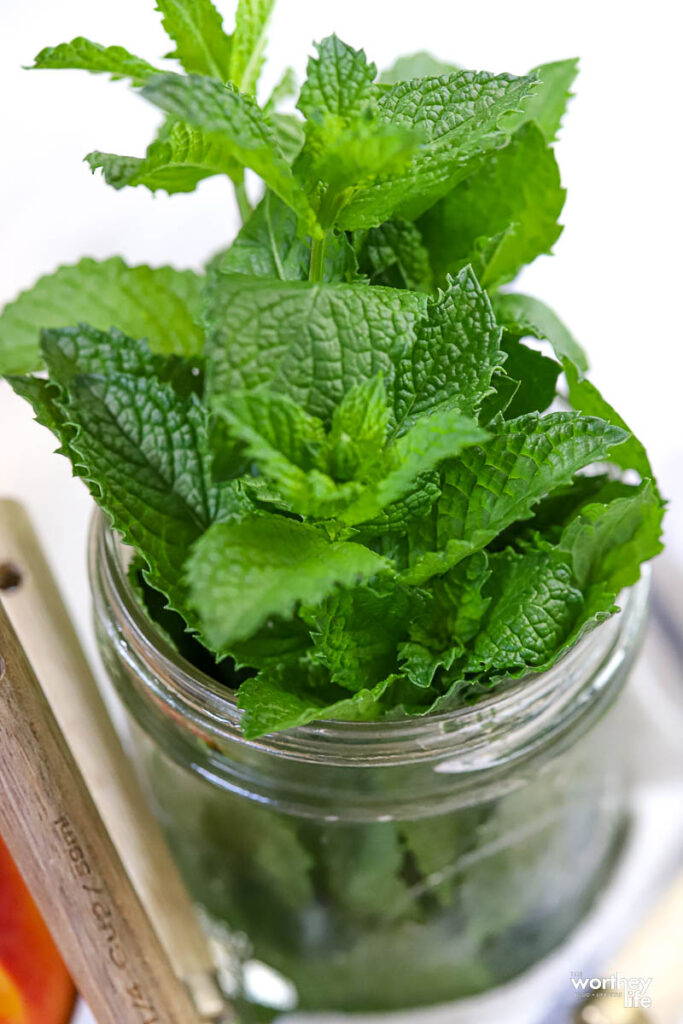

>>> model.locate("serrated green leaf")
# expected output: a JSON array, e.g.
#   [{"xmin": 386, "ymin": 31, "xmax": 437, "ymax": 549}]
[
  {"xmin": 31, "ymin": 37, "xmax": 160, "ymax": 84},
  {"xmin": 509, "ymin": 58, "xmax": 579, "ymax": 142},
  {"xmin": 404, "ymin": 412, "xmax": 629, "ymax": 583},
  {"xmin": 59, "ymin": 371, "xmax": 238, "ymax": 627},
  {"xmin": 141, "ymin": 73, "xmax": 320, "ymax": 234},
  {"xmin": 87, "ymin": 120, "xmax": 243, "ymax": 193},
  {"xmin": 238, "ymin": 665, "xmax": 397, "ymax": 738},
  {"xmin": 418, "ymin": 122, "xmax": 565, "ymax": 288},
  {"xmin": 393, "ymin": 266, "xmax": 504, "ymax": 429},
  {"xmin": 379, "ymin": 52, "xmax": 460, "ymax": 85},
  {"xmin": 560, "ymin": 481, "xmax": 663, "ymax": 611},
  {"xmin": 464, "ymin": 548, "xmax": 583, "ymax": 673},
  {"xmin": 302, "ymin": 582, "xmax": 418, "ymax": 691},
  {"xmin": 563, "ymin": 359, "xmax": 654, "ymax": 482},
  {"xmin": 187, "ymin": 515, "xmax": 392, "ymax": 648},
  {"xmin": 214, "ymin": 388, "xmax": 357, "ymax": 518},
  {"xmin": 338, "ymin": 69, "xmax": 539, "ymax": 229},
  {"xmin": 156, "ymin": 0, "xmax": 233, "ymax": 82},
  {"xmin": 298, "ymin": 35, "xmax": 378, "ymax": 124},
  {"xmin": 354, "ymin": 219, "xmax": 434, "ymax": 292},
  {"xmin": 204, "ymin": 276, "xmax": 425, "ymax": 420},
  {"xmin": 208, "ymin": 191, "xmax": 346, "ymax": 280},
  {"xmin": 340, "ymin": 407, "xmax": 488, "ymax": 527},
  {"xmin": 0, "ymin": 257, "xmax": 204, "ymax": 375},
  {"xmin": 229, "ymin": 0, "xmax": 276, "ymax": 94},
  {"xmin": 324, "ymin": 374, "xmax": 391, "ymax": 481},
  {"xmin": 493, "ymin": 291, "xmax": 588, "ymax": 374}
]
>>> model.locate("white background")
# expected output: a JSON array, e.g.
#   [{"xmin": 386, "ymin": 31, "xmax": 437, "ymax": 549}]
[{"xmin": 1, "ymin": 4, "xmax": 682, "ymax": 1022}]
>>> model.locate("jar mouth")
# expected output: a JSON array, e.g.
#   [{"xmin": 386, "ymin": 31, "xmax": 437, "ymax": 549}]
[{"xmin": 88, "ymin": 510, "xmax": 649, "ymax": 767}]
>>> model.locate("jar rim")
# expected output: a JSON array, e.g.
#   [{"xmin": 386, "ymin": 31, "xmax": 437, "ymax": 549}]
[{"xmin": 89, "ymin": 510, "xmax": 649, "ymax": 768}]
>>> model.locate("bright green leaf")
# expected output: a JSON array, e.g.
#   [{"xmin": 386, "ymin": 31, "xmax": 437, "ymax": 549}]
[
  {"xmin": 156, "ymin": 0, "xmax": 233, "ymax": 82},
  {"xmin": 31, "ymin": 37, "xmax": 160, "ymax": 84},
  {"xmin": 187, "ymin": 515, "xmax": 392, "ymax": 647},
  {"xmin": 0, "ymin": 257, "xmax": 204, "ymax": 374}
]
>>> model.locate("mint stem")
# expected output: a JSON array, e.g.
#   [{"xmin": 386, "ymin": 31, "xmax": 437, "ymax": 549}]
[
  {"xmin": 309, "ymin": 234, "xmax": 327, "ymax": 282},
  {"xmin": 234, "ymin": 180, "xmax": 252, "ymax": 224}
]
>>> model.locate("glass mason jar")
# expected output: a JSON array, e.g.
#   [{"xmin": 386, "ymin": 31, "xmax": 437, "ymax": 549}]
[{"xmin": 88, "ymin": 512, "xmax": 649, "ymax": 1019}]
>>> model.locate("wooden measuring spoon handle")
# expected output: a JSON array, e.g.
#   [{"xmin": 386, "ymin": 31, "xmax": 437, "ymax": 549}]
[{"xmin": 0, "ymin": 600, "xmax": 204, "ymax": 1024}]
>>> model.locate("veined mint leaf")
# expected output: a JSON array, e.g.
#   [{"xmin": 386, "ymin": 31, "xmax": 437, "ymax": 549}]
[
  {"xmin": 393, "ymin": 266, "xmax": 504, "ymax": 429},
  {"xmin": 493, "ymin": 291, "xmax": 588, "ymax": 374},
  {"xmin": 509, "ymin": 58, "xmax": 579, "ymax": 142},
  {"xmin": 379, "ymin": 52, "xmax": 460, "ymax": 85},
  {"xmin": 238, "ymin": 666, "xmax": 396, "ymax": 738},
  {"xmin": 156, "ymin": 0, "xmax": 233, "ymax": 82},
  {"xmin": 560, "ymin": 481, "xmax": 664, "ymax": 607},
  {"xmin": 203, "ymin": 276, "xmax": 425, "ymax": 420},
  {"xmin": 354, "ymin": 219, "xmax": 434, "ymax": 293},
  {"xmin": 87, "ymin": 120, "xmax": 243, "ymax": 193},
  {"xmin": 500, "ymin": 335, "xmax": 561, "ymax": 417},
  {"xmin": 141, "ymin": 73, "xmax": 320, "ymax": 234},
  {"xmin": 298, "ymin": 35, "xmax": 378, "ymax": 124},
  {"xmin": 309, "ymin": 121, "xmax": 420, "ymax": 203},
  {"xmin": 0, "ymin": 257, "xmax": 204, "ymax": 374},
  {"xmin": 214, "ymin": 389, "xmax": 359, "ymax": 518},
  {"xmin": 418, "ymin": 122, "xmax": 565, "ymax": 288},
  {"xmin": 338, "ymin": 69, "xmax": 539, "ymax": 229},
  {"xmin": 209, "ymin": 192, "xmax": 356, "ymax": 281},
  {"xmin": 302, "ymin": 582, "xmax": 418, "ymax": 691},
  {"xmin": 405, "ymin": 412, "xmax": 629, "ymax": 583},
  {"xmin": 325, "ymin": 375, "xmax": 390, "ymax": 480},
  {"xmin": 186, "ymin": 515, "xmax": 392, "ymax": 648},
  {"xmin": 31, "ymin": 38, "xmax": 160, "ymax": 84},
  {"xmin": 464, "ymin": 548, "xmax": 583, "ymax": 673},
  {"xmin": 563, "ymin": 359, "xmax": 654, "ymax": 482},
  {"xmin": 340, "ymin": 407, "xmax": 488, "ymax": 527},
  {"xmin": 230, "ymin": 0, "xmax": 277, "ymax": 94},
  {"xmin": 60, "ymin": 372, "xmax": 237, "ymax": 625}
]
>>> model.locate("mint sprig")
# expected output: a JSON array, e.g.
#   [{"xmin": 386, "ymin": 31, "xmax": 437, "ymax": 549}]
[{"xmin": 1, "ymin": 4, "xmax": 663, "ymax": 741}]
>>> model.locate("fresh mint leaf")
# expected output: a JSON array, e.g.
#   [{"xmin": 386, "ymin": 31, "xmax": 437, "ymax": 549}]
[
  {"xmin": 464, "ymin": 548, "xmax": 583, "ymax": 673},
  {"xmin": 493, "ymin": 292, "xmax": 588, "ymax": 374},
  {"xmin": 230, "ymin": 0, "xmax": 277, "ymax": 94},
  {"xmin": 418, "ymin": 122, "xmax": 565, "ymax": 287},
  {"xmin": 58, "ymin": 371, "xmax": 237, "ymax": 626},
  {"xmin": 238, "ymin": 666, "xmax": 397, "ymax": 738},
  {"xmin": 338, "ymin": 69, "xmax": 539, "ymax": 229},
  {"xmin": 141, "ymin": 73, "xmax": 320, "ymax": 234},
  {"xmin": 86, "ymin": 120, "xmax": 243, "ymax": 193},
  {"xmin": 0, "ymin": 257, "xmax": 204, "ymax": 374},
  {"xmin": 156, "ymin": 0, "xmax": 233, "ymax": 82},
  {"xmin": 31, "ymin": 38, "xmax": 160, "ymax": 84},
  {"xmin": 340, "ymin": 407, "xmax": 488, "ymax": 527},
  {"xmin": 302, "ymin": 582, "xmax": 418, "ymax": 691},
  {"xmin": 379, "ymin": 52, "xmax": 460, "ymax": 85},
  {"xmin": 326, "ymin": 374, "xmax": 391, "ymax": 480},
  {"xmin": 203, "ymin": 276, "xmax": 425, "ymax": 420},
  {"xmin": 354, "ymin": 219, "xmax": 434, "ymax": 293},
  {"xmin": 405, "ymin": 412, "xmax": 629, "ymax": 583},
  {"xmin": 393, "ymin": 267, "xmax": 504, "ymax": 429},
  {"xmin": 209, "ymin": 192, "xmax": 356, "ymax": 281},
  {"xmin": 508, "ymin": 58, "xmax": 579, "ymax": 142},
  {"xmin": 298, "ymin": 35, "xmax": 378, "ymax": 124},
  {"xmin": 187, "ymin": 515, "xmax": 393, "ymax": 648},
  {"xmin": 563, "ymin": 359, "xmax": 654, "ymax": 482},
  {"xmin": 559, "ymin": 481, "xmax": 663, "ymax": 627}
]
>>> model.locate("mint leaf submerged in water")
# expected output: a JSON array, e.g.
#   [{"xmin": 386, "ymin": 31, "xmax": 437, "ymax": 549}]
[{"xmin": 3, "ymin": 6, "xmax": 664, "ymax": 737}]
